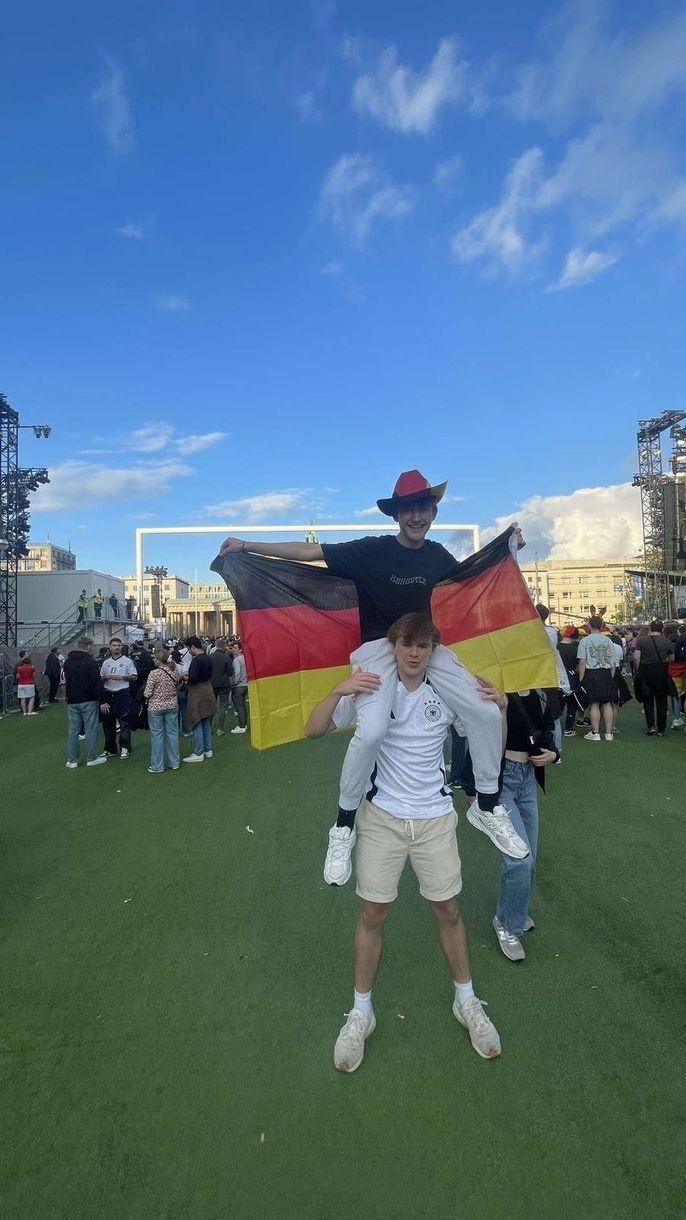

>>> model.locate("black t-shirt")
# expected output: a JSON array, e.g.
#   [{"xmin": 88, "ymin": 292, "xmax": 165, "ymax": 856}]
[
  {"xmin": 637, "ymin": 634, "xmax": 672, "ymax": 667},
  {"xmin": 557, "ymin": 639, "xmax": 579, "ymax": 673},
  {"xmin": 188, "ymin": 653, "xmax": 213, "ymax": 684},
  {"xmin": 321, "ymin": 535, "xmax": 460, "ymax": 643}
]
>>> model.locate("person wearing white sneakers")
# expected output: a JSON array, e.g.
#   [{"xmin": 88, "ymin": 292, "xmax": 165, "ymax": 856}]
[
  {"xmin": 63, "ymin": 637, "xmax": 110, "ymax": 767},
  {"xmin": 576, "ymin": 617, "xmax": 617, "ymax": 742},
  {"xmin": 100, "ymin": 638, "xmax": 137, "ymax": 758},
  {"xmin": 492, "ymin": 690, "xmax": 558, "ymax": 963},
  {"xmin": 183, "ymin": 637, "xmax": 216, "ymax": 762},
  {"xmin": 220, "ymin": 469, "xmax": 528, "ymax": 885},
  {"xmin": 305, "ymin": 613, "xmax": 503, "ymax": 1073},
  {"xmin": 230, "ymin": 642, "xmax": 248, "ymax": 734}
]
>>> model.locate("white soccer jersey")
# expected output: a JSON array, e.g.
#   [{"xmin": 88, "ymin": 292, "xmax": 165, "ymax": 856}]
[
  {"xmin": 101, "ymin": 655, "xmax": 138, "ymax": 692},
  {"xmin": 333, "ymin": 678, "xmax": 460, "ymax": 819}
]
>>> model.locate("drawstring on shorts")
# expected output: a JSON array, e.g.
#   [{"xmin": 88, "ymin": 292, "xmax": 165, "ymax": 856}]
[{"xmin": 404, "ymin": 819, "xmax": 416, "ymax": 841}]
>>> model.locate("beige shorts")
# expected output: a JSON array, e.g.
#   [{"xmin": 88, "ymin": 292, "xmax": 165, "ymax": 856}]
[{"xmin": 355, "ymin": 798, "xmax": 462, "ymax": 904}]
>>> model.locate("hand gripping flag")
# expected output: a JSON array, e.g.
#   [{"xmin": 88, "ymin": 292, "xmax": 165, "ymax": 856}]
[{"xmin": 211, "ymin": 527, "xmax": 558, "ymax": 750}]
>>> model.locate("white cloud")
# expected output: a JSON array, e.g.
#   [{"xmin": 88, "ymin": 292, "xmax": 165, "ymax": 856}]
[
  {"xmin": 352, "ymin": 38, "xmax": 467, "ymax": 134},
  {"xmin": 295, "ymin": 89, "xmax": 322, "ymax": 123},
  {"xmin": 125, "ymin": 424, "xmax": 177, "ymax": 453},
  {"xmin": 320, "ymin": 153, "xmax": 416, "ymax": 246},
  {"xmin": 433, "ymin": 155, "xmax": 463, "ymax": 196},
  {"xmin": 452, "ymin": 148, "xmax": 547, "ymax": 278},
  {"xmin": 202, "ymin": 490, "xmax": 316, "ymax": 520},
  {"xmin": 180, "ymin": 432, "xmax": 228, "ymax": 454},
  {"xmin": 91, "ymin": 59, "xmax": 135, "ymax": 155},
  {"xmin": 354, "ymin": 505, "xmax": 385, "ymax": 517},
  {"xmin": 32, "ymin": 460, "xmax": 193, "ymax": 513},
  {"xmin": 122, "ymin": 424, "xmax": 227, "ymax": 454},
  {"xmin": 320, "ymin": 259, "xmax": 343, "ymax": 276},
  {"xmin": 548, "ymin": 246, "xmax": 619, "ymax": 291},
  {"xmin": 483, "ymin": 483, "xmax": 642, "ymax": 561},
  {"xmin": 508, "ymin": 3, "xmax": 686, "ymax": 128},
  {"xmin": 116, "ymin": 222, "xmax": 145, "ymax": 240},
  {"xmin": 153, "ymin": 293, "xmax": 191, "ymax": 312}
]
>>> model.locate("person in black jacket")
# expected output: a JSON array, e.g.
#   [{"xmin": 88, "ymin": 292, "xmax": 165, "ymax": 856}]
[
  {"xmin": 492, "ymin": 689, "xmax": 558, "ymax": 963},
  {"xmin": 44, "ymin": 647, "xmax": 61, "ymax": 703},
  {"xmin": 63, "ymin": 637, "xmax": 109, "ymax": 768},
  {"xmin": 210, "ymin": 638, "xmax": 234, "ymax": 735}
]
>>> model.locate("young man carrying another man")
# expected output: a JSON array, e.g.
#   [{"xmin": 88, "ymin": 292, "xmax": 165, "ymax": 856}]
[
  {"xmin": 220, "ymin": 469, "xmax": 528, "ymax": 881},
  {"xmin": 305, "ymin": 613, "xmax": 504, "ymax": 1071}
]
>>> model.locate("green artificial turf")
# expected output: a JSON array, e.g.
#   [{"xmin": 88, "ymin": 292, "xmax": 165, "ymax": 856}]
[{"xmin": 1, "ymin": 702, "xmax": 685, "ymax": 1219}]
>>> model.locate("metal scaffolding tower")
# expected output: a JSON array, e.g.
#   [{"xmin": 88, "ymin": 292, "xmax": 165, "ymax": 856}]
[
  {"xmin": 0, "ymin": 396, "xmax": 20, "ymax": 646},
  {"xmin": 633, "ymin": 410, "xmax": 686, "ymax": 619},
  {"xmin": 0, "ymin": 394, "xmax": 50, "ymax": 647}
]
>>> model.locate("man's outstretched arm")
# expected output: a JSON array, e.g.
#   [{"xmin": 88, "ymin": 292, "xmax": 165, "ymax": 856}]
[
  {"xmin": 219, "ymin": 536, "xmax": 324, "ymax": 562},
  {"xmin": 304, "ymin": 671, "xmax": 382, "ymax": 738}
]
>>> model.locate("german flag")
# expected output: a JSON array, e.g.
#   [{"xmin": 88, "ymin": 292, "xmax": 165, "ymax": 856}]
[{"xmin": 211, "ymin": 528, "xmax": 558, "ymax": 750}]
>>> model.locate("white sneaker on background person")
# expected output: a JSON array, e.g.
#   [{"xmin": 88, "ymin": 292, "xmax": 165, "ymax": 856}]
[
  {"xmin": 466, "ymin": 801, "xmax": 529, "ymax": 859},
  {"xmin": 183, "ymin": 753, "xmax": 204, "ymax": 763}
]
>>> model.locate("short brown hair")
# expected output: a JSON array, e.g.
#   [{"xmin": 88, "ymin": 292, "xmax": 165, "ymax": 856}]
[
  {"xmin": 588, "ymin": 615, "xmax": 603, "ymax": 629},
  {"xmin": 78, "ymin": 637, "xmax": 94, "ymax": 650},
  {"xmin": 387, "ymin": 613, "xmax": 441, "ymax": 649}
]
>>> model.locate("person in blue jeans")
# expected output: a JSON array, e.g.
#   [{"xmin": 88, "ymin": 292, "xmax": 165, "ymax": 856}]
[
  {"xmin": 493, "ymin": 690, "xmax": 558, "ymax": 962},
  {"xmin": 63, "ymin": 637, "xmax": 109, "ymax": 768},
  {"xmin": 183, "ymin": 636, "xmax": 216, "ymax": 763},
  {"xmin": 144, "ymin": 646, "xmax": 181, "ymax": 773}
]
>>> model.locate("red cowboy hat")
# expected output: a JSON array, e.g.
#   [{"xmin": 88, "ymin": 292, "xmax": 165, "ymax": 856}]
[{"xmin": 376, "ymin": 469, "xmax": 448, "ymax": 517}]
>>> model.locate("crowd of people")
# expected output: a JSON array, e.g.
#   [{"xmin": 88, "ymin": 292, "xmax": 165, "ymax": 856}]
[{"xmin": 24, "ymin": 633, "xmax": 249, "ymax": 771}]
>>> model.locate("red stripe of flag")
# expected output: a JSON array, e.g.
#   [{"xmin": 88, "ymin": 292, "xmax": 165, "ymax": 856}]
[
  {"xmin": 432, "ymin": 555, "xmax": 535, "ymax": 645},
  {"xmin": 240, "ymin": 605, "xmax": 360, "ymax": 680}
]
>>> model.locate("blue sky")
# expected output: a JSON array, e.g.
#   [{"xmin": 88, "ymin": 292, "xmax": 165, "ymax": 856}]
[{"xmin": 4, "ymin": 0, "xmax": 686, "ymax": 580}]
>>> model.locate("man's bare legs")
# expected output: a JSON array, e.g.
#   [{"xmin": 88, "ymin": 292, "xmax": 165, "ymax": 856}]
[
  {"xmin": 353, "ymin": 901, "xmax": 390, "ymax": 991},
  {"xmin": 430, "ymin": 897, "xmax": 471, "ymax": 983},
  {"xmin": 589, "ymin": 702, "xmax": 601, "ymax": 733}
]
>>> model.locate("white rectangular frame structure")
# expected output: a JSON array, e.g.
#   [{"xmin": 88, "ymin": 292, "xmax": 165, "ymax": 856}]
[{"xmin": 134, "ymin": 523, "xmax": 481, "ymax": 616}]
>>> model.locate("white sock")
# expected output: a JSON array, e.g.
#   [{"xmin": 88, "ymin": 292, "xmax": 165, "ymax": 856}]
[
  {"xmin": 353, "ymin": 989, "xmax": 373, "ymax": 1018},
  {"xmin": 455, "ymin": 979, "xmax": 474, "ymax": 1008}
]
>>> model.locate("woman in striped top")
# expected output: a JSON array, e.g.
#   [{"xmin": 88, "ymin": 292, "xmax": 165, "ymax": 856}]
[{"xmin": 144, "ymin": 646, "xmax": 180, "ymax": 773}]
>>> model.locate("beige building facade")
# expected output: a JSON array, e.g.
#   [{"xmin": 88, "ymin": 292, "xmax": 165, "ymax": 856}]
[
  {"xmin": 518, "ymin": 557, "xmax": 641, "ymax": 624},
  {"xmin": 165, "ymin": 583, "xmax": 236, "ymax": 638},
  {"xmin": 19, "ymin": 542, "xmax": 76, "ymax": 572},
  {"xmin": 124, "ymin": 574, "xmax": 191, "ymax": 620}
]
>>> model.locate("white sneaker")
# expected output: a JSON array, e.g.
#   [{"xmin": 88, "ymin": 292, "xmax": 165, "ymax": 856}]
[
  {"xmin": 120, "ymin": 748, "xmax": 130, "ymax": 759},
  {"xmin": 66, "ymin": 761, "xmax": 78, "ymax": 769},
  {"xmin": 323, "ymin": 824, "xmax": 356, "ymax": 885},
  {"xmin": 78, "ymin": 734, "xmax": 86, "ymax": 741},
  {"xmin": 671, "ymin": 718, "xmax": 684, "ymax": 729},
  {"xmin": 86, "ymin": 755, "xmax": 107, "ymax": 767},
  {"xmin": 183, "ymin": 753, "xmax": 205, "ymax": 763},
  {"xmin": 493, "ymin": 916, "xmax": 525, "ymax": 962},
  {"xmin": 216, "ymin": 729, "xmax": 224, "ymax": 737},
  {"xmin": 466, "ymin": 802, "xmax": 529, "ymax": 860},
  {"xmin": 453, "ymin": 995, "xmax": 501, "ymax": 1059},
  {"xmin": 583, "ymin": 732, "xmax": 601, "ymax": 741},
  {"xmin": 333, "ymin": 1008, "xmax": 376, "ymax": 1072},
  {"xmin": 605, "ymin": 733, "xmax": 614, "ymax": 742},
  {"xmin": 204, "ymin": 750, "xmax": 213, "ymax": 758},
  {"xmin": 230, "ymin": 726, "xmax": 247, "ymax": 734},
  {"xmin": 522, "ymin": 915, "xmax": 535, "ymax": 932}
]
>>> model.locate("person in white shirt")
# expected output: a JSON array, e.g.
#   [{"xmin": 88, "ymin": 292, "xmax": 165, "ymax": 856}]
[
  {"xmin": 304, "ymin": 612, "xmax": 504, "ymax": 1073},
  {"xmin": 100, "ymin": 637, "xmax": 138, "ymax": 758}
]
